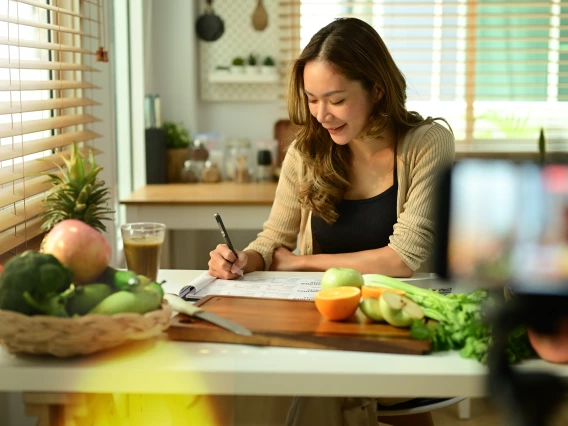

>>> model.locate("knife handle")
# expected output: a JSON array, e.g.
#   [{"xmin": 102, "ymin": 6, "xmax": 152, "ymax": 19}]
[{"xmin": 164, "ymin": 294, "xmax": 204, "ymax": 316}]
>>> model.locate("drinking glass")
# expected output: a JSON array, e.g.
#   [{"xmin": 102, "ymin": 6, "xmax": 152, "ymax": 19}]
[{"xmin": 120, "ymin": 222, "xmax": 166, "ymax": 281}]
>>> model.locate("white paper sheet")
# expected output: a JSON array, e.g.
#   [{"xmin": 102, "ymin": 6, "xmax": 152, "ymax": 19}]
[
  {"xmin": 178, "ymin": 272, "xmax": 455, "ymax": 301},
  {"xmin": 195, "ymin": 276, "xmax": 322, "ymax": 300}
]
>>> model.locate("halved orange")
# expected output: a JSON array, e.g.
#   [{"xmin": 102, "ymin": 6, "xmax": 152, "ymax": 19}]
[
  {"xmin": 361, "ymin": 285, "xmax": 405, "ymax": 300},
  {"xmin": 314, "ymin": 286, "xmax": 361, "ymax": 321}
]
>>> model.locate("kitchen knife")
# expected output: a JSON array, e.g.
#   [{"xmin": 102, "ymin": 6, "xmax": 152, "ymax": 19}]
[{"xmin": 164, "ymin": 294, "xmax": 253, "ymax": 337}]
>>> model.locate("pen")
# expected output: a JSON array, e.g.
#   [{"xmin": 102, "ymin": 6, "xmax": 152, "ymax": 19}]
[{"xmin": 213, "ymin": 213, "xmax": 243, "ymax": 277}]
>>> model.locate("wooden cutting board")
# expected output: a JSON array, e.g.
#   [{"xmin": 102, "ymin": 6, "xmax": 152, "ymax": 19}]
[{"xmin": 167, "ymin": 296, "xmax": 431, "ymax": 355}]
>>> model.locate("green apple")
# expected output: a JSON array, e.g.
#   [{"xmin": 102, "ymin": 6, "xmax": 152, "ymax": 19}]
[
  {"xmin": 360, "ymin": 298, "xmax": 385, "ymax": 322},
  {"xmin": 320, "ymin": 267, "xmax": 364, "ymax": 290},
  {"xmin": 379, "ymin": 291, "xmax": 424, "ymax": 328}
]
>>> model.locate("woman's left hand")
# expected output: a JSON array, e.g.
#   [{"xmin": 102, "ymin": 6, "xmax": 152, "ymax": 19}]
[{"xmin": 270, "ymin": 247, "xmax": 301, "ymax": 271}]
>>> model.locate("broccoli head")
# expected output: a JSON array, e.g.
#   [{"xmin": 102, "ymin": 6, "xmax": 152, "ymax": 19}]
[{"xmin": 0, "ymin": 250, "xmax": 74, "ymax": 315}]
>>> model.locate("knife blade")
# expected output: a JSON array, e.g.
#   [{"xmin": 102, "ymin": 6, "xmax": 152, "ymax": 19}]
[{"xmin": 164, "ymin": 294, "xmax": 253, "ymax": 336}]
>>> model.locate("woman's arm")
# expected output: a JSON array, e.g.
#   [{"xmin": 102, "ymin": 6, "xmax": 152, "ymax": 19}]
[
  {"xmin": 272, "ymin": 246, "xmax": 413, "ymax": 277},
  {"xmin": 242, "ymin": 249, "xmax": 265, "ymax": 273},
  {"xmin": 242, "ymin": 146, "xmax": 303, "ymax": 271},
  {"xmin": 387, "ymin": 124, "xmax": 455, "ymax": 271}
]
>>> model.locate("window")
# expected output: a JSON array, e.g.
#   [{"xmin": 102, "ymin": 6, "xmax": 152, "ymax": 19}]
[
  {"xmin": 279, "ymin": 0, "xmax": 568, "ymax": 151},
  {"xmin": 0, "ymin": 0, "xmax": 102, "ymax": 260}
]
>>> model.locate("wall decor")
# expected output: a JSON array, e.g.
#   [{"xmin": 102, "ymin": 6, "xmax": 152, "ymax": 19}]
[
  {"xmin": 196, "ymin": 0, "xmax": 225, "ymax": 42},
  {"xmin": 199, "ymin": 0, "xmax": 281, "ymax": 101},
  {"xmin": 252, "ymin": 0, "xmax": 268, "ymax": 31}
]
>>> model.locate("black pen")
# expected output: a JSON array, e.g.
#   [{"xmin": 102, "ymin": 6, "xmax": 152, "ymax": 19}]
[{"xmin": 214, "ymin": 213, "xmax": 243, "ymax": 277}]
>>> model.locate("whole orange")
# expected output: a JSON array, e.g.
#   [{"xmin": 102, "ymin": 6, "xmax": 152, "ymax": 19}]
[{"xmin": 314, "ymin": 287, "xmax": 361, "ymax": 321}]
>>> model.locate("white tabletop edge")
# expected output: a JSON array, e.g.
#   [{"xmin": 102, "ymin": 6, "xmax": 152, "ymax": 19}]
[{"xmin": 0, "ymin": 270, "xmax": 566, "ymax": 397}]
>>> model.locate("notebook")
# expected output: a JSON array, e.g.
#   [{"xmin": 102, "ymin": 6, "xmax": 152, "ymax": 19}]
[{"xmin": 177, "ymin": 272, "xmax": 454, "ymax": 301}]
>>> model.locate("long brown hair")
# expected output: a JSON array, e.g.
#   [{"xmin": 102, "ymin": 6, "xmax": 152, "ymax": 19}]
[{"xmin": 288, "ymin": 18, "xmax": 446, "ymax": 224}]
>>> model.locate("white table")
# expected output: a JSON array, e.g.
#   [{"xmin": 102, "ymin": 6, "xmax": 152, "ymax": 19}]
[
  {"xmin": 120, "ymin": 183, "xmax": 276, "ymax": 231},
  {"xmin": 2, "ymin": 270, "xmax": 567, "ymax": 399}
]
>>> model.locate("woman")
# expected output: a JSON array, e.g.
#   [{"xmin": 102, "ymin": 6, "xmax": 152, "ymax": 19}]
[
  {"xmin": 208, "ymin": 17, "xmax": 456, "ymax": 426},
  {"xmin": 209, "ymin": 18, "xmax": 455, "ymax": 280}
]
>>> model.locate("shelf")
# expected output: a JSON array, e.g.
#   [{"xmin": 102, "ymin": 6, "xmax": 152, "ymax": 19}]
[{"xmin": 208, "ymin": 72, "xmax": 279, "ymax": 84}]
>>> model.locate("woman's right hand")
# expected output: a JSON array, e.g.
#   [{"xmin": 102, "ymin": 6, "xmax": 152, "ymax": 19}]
[{"xmin": 208, "ymin": 244, "xmax": 248, "ymax": 279}]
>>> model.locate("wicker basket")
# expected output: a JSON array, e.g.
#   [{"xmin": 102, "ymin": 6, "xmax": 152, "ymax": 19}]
[{"xmin": 0, "ymin": 300, "xmax": 172, "ymax": 357}]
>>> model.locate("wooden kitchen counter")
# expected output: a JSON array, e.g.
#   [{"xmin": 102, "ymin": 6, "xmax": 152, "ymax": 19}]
[{"xmin": 120, "ymin": 182, "xmax": 278, "ymax": 206}]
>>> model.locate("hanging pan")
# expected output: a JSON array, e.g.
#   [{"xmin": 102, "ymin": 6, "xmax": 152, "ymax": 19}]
[{"xmin": 196, "ymin": 0, "xmax": 225, "ymax": 42}]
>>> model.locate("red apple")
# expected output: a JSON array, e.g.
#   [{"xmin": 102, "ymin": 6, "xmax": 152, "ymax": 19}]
[{"xmin": 42, "ymin": 219, "xmax": 111, "ymax": 284}]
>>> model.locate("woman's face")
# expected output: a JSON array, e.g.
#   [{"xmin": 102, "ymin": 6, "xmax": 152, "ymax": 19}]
[{"xmin": 303, "ymin": 60, "xmax": 377, "ymax": 145}]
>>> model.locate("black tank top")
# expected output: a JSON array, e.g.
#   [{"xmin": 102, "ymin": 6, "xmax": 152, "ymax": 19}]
[{"xmin": 311, "ymin": 166, "xmax": 398, "ymax": 254}]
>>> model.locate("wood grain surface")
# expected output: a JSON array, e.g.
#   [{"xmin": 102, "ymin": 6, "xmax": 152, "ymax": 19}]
[{"xmin": 167, "ymin": 296, "xmax": 432, "ymax": 355}]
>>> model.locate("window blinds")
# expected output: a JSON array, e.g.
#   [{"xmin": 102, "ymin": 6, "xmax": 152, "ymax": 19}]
[
  {"xmin": 278, "ymin": 0, "xmax": 568, "ymax": 149},
  {"xmin": 0, "ymin": 0, "xmax": 103, "ymax": 259}
]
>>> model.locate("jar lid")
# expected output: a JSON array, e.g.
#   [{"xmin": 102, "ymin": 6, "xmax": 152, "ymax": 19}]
[{"xmin": 257, "ymin": 150, "xmax": 272, "ymax": 165}]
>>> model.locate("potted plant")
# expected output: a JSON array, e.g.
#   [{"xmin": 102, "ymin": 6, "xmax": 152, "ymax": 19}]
[
  {"xmin": 231, "ymin": 56, "xmax": 245, "ymax": 74},
  {"xmin": 261, "ymin": 56, "xmax": 277, "ymax": 75},
  {"xmin": 215, "ymin": 65, "xmax": 230, "ymax": 75},
  {"xmin": 163, "ymin": 121, "xmax": 191, "ymax": 183},
  {"xmin": 246, "ymin": 54, "xmax": 259, "ymax": 75}
]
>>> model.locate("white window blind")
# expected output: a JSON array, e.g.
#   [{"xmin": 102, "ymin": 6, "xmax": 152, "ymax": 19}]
[
  {"xmin": 0, "ymin": 0, "xmax": 103, "ymax": 260},
  {"xmin": 279, "ymin": 0, "xmax": 568, "ymax": 151}
]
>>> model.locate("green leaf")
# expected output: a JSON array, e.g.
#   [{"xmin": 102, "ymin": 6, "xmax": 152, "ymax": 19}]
[{"xmin": 410, "ymin": 319, "xmax": 434, "ymax": 340}]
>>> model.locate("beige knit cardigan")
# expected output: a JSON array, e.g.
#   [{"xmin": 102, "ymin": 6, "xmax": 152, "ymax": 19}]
[{"xmin": 244, "ymin": 122, "xmax": 455, "ymax": 272}]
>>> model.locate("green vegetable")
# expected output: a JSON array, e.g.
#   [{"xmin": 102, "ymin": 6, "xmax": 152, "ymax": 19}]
[
  {"xmin": 410, "ymin": 319, "xmax": 434, "ymax": 341},
  {"xmin": 22, "ymin": 286, "xmax": 75, "ymax": 317},
  {"xmin": 364, "ymin": 274, "xmax": 535, "ymax": 364},
  {"xmin": 95, "ymin": 266, "xmax": 141, "ymax": 291},
  {"xmin": 0, "ymin": 250, "xmax": 74, "ymax": 315},
  {"xmin": 112, "ymin": 270, "xmax": 140, "ymax": 290},
  {"xmin": 88, "ymin": 285, "xmax": 162, "ymax": 315},
  {"xmin": 66, "ymin": 283, "xmax": 114, "ymax": 316}
]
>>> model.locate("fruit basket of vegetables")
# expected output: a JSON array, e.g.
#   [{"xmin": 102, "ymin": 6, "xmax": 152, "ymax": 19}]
[
  {"xmin": 0, "ymin": 250, "xmax": 172, "ymax": 357},
  {"xmin": 0, "ymin": 143, "xmax": 171, "ymax": 357}
]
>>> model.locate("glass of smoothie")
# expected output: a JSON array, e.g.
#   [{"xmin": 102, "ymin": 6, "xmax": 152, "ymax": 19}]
[{"xmin": 120, "ymin": 222, "xmax": 166, "ymax": 281}]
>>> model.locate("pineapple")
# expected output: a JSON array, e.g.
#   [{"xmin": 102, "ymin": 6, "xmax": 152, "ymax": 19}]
[{"xmin": 40, "ymin": 142, "xmax": 114, "ymax": 233}]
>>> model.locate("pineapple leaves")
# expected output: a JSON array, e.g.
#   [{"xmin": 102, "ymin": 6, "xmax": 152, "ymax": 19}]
[{"xmin": 40, "ymin": 142, "xmax": 114, "ymax": 233}]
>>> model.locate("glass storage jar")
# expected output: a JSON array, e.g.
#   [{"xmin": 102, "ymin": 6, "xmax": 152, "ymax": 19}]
[
  {"xmin": 256, "ymin": 149, "xmax": 273, "ymax": 183},
  {"xmin": 180, "ymin": 160, "xmax": 199, "ymax": 183},
  {"xmin": 201, "ymin": 161, "xmax": 222, "ymax": 183},
  {"xmin": 225, "ymin": 139, "xmax": 252, "ymax": 183},
  {"xmin": 190, "ymin": 139, "xmax": 209, "ymax": 180}
]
